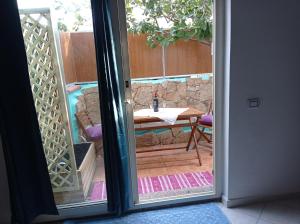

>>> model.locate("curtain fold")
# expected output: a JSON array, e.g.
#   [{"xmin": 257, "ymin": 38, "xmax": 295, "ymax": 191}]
[
  {"xmin": 0, "ymin": 0, "xmax": 58, "ymax": 223},
  {"xmin": 91, "ymin": 0, "xmax": 131, "ymax": 214}
]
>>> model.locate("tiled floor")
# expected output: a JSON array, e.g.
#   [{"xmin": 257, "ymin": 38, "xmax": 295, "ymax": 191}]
[{"xmin": 218, "ymin": 197, "xmax": 300, "ymax": 224}]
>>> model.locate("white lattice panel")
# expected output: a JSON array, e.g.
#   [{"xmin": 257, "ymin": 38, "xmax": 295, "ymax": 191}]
[{"xmin": 20, "ymin": 9, "xmax": 79, "ymax": 192}]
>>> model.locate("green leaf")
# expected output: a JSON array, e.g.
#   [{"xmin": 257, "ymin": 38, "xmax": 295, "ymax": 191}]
[{"xmin": 126, "ymin": 0, "xmax": 213, "ymax": 47}]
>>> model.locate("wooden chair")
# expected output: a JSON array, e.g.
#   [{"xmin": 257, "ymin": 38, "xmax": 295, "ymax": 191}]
[
  {"xmin": 186, "ymin": 103, "xmax": 213, "ymax": 165},
  {"xmin": 196, "ymin": 102, "xmax": 213, "ymax": 153},
  {"xmin": 75, "ymin": 110, "xmax": 95, "ymax": 141},
  {"xmin": 75, "ymin": 110, "xmax": 104, "ymax": 156}
]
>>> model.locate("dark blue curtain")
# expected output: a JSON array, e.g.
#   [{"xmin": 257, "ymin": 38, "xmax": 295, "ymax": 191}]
[
  {"xmin": 91, "ymin": 0, "xmax": 131, "ymax": 215},
  {"xmin": 0, "ymin": 0, "xmax": 58, "ymax": 223}
]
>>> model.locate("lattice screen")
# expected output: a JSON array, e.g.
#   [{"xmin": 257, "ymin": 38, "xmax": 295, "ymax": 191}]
[{"xmin": 20, "ymin": 9, "xmax": 79, "ymax": 192}]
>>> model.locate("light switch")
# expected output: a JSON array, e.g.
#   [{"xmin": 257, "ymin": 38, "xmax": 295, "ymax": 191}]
[{"xmin": 248, "ymin": 97, "xmax": 261, "ymax": 108}]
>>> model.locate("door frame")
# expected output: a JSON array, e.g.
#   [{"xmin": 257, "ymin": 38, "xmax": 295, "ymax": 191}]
[
  {"xmin": 34, "ymin": 203, "xmax": 108, "ymax": 223},
  {"xmin": 34, "ymin": 0, "xmax": 228, "ymax": 221},
  {"xmin": 109, "ymin": 0, "xmax": 139, "ymax": 206}
]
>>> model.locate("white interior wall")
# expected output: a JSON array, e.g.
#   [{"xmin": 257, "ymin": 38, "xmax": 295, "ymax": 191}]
[{"xmin": 223, "ymin": 0, "xmax": 300, "ymax": 205}]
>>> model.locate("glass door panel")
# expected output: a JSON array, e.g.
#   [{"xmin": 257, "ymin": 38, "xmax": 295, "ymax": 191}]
[
  {"xmin": 123, "ymin": 0, "xmax": 215, "ymax": 203},
  {"xmin": 17, "ymin": 1, "xmax": 107, "ymax": 206}
]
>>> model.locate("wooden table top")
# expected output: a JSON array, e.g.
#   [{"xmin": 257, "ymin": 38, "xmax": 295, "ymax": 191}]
[{"xmin": 134, "ymin": 107, "xmax": 204, "ymax": 124}]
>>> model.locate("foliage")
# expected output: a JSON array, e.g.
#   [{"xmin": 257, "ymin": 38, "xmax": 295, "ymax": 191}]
[
  {"xmin": 72, "ymin": 13, "xmax": 87, "ymax": 31},
  {"xmin": 53, "ymin": 0, "xmax": 92, "ymax": 32},
  {"xmin": 126, "ymin": 0, "xmax": 213, "ymax": 48},
  {"xmin": 52, "ymin": 0, "xmax": 213, "ymax": 47},
  {"xmin": 57, "ymin": 21, "xmax": 68, "ymax": 32}
]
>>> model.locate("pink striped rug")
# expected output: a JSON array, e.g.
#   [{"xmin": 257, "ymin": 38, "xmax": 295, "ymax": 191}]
[{"xmin": 88, "ymin": 171, "xmax": 213, "ymax": 201}]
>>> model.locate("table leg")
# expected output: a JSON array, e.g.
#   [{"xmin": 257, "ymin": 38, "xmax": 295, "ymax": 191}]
[
  {"xmin": 186, "ymin": 117, "xmax": 202, "ymax": 166},
  {"xmin": 195, "ymin": 146, "xmax": 202, "ymax": 166},
  {"xmin": 186, "ymin": 117, "xmax": 200, "ymax": 151},
  {"xmin": 190, "ymin": 118, "xmax": 199, "ymax": 150},
  {"xmin": 186, "ymin": 127, "xmax": 194, "ymax": 152}
]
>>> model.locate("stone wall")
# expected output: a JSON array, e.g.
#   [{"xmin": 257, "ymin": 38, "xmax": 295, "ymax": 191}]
[
  {"xmin": 132, "ymin": 77, "xmax": 213, "ymax": 147},
  {"xmin": 75, "ymin": 76, "xmax": 213, "ymax": 147}
]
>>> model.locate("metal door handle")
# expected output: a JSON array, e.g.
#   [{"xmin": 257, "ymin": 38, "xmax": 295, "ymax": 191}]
[{"xmin": 125, "ymin": 99, "xmax": 131, "ymax": 104}]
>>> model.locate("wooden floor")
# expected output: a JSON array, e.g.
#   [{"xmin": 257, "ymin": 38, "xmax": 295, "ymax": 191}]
[
  {"xmin": 55, "ymin": 142, "xmax": 213, "ymax": 204},
  {"xmin": 137, "ymin": 143, "xmax": 212, "ymax": 177},
  {"xmin": 93, "ymin": 142, "xmax": 213, "ymax": 181}
]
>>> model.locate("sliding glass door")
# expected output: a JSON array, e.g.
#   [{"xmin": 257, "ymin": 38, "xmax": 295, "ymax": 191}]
[
  {"xmin": 110, "ymin": 0, "xmax": 220, "ymax": 207},
  {"xmin": 14, "ymin": 0, "xmax": 222, "ymax": 221}
]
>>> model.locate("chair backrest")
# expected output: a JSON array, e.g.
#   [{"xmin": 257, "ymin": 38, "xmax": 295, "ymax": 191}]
[{"xmin": 207, "ymin": 101, "xmax": 213, "ymax": 115}]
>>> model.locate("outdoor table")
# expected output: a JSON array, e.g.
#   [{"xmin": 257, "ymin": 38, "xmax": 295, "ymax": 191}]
[{"xmin": 134, "ymin": 107, "xmax": 204, "ymax": 166}]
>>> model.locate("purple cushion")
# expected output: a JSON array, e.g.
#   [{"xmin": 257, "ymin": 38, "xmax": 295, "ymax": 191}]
[
  {"xmin": 200, "ymin": 113, "xmax": 213, "ymax": 125},
  {"xmin": 85, "ymin": 124, "xmax": 102, "ymax": 139}
]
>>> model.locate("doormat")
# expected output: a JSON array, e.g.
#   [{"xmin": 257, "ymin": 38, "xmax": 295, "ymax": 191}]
[
  {"xmin": 64, "ymin": 203, "xmax": 229, "ymax": 224},
  {"xmin": 88, "ymin": 171, "xmax": 213, "ymax": 201}
]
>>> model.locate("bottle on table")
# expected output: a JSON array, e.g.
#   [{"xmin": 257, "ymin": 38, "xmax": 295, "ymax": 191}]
[{"xmin": 153, "ymin": 91, "xmax": 159, "ymax": 112}]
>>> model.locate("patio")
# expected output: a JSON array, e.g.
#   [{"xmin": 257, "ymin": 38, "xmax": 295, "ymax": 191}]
[
  {"xmin": 58, "ymin": 74, "xmax": 214, "ymax": 204},
  {"xmin": 89, "ymin": 143, "xmax": 213, "ymax": 202}
]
